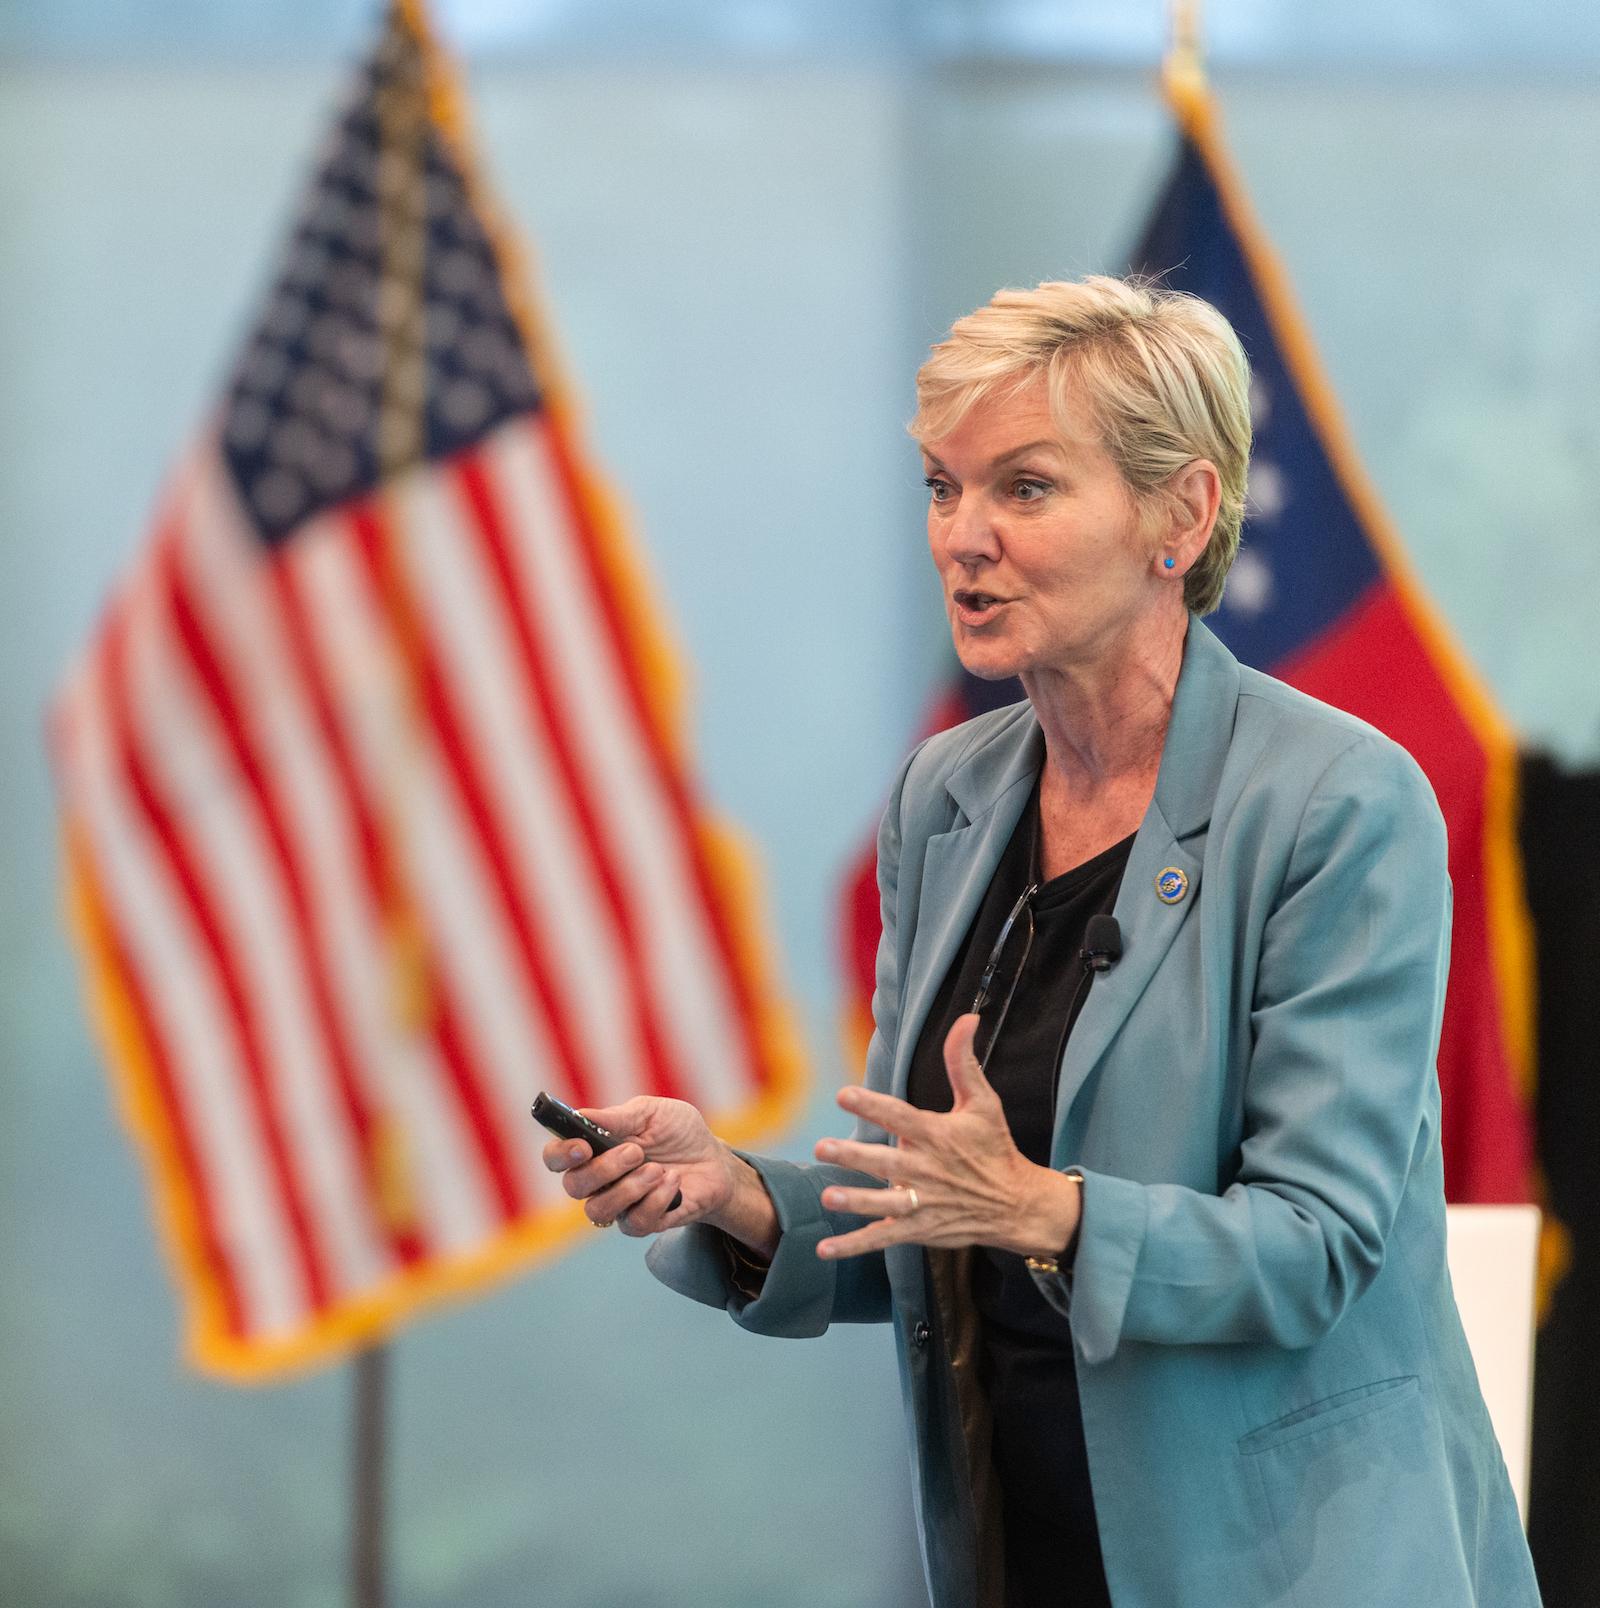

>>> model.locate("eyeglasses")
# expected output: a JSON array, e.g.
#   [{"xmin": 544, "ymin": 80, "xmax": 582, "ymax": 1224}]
[{"xmin": 968, "ymin": 881, "xmax": 1038, "ymax": 1072}]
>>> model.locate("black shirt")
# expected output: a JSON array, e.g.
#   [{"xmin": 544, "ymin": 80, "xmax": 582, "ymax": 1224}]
[{"xmin": 907, "ymin": 773, "xmax": 1132, "ymax": 1608}]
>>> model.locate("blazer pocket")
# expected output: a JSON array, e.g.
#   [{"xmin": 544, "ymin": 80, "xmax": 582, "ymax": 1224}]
[{"xmin": 1238, "ymin": 1375, "xmax": 1420, "ymax": 1456}]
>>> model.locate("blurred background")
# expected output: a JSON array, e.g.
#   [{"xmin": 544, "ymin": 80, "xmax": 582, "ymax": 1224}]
[{"xmin": 2, "ymin": 2, "xmax": 1597, "ymax": 1605}]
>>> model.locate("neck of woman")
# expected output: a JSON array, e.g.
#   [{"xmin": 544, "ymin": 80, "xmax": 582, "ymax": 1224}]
[{"xmin": 1021, "ymin": 607, "xmax": 1189, "ymax": 800}]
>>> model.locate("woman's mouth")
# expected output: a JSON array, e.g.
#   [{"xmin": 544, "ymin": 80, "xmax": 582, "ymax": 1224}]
[{"xmin": 953, "ymin": 589, "xmax": 1009, "ymax": 625}]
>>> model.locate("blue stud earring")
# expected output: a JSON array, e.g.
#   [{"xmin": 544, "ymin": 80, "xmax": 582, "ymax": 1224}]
[{"xmin": 1164, "ymin": 557, "xmax": 1176, "ymax": 570}]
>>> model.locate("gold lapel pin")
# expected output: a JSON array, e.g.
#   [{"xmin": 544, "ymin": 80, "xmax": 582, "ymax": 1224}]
[{"xmin": 1155, "ymin": 866, "xmax": 1189, "ymax": 905}]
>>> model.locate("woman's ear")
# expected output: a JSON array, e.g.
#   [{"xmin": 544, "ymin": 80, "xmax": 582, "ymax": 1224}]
[{"xmin": 1157, "ymin": 459, "xmax": 1221, "ymax": 577}]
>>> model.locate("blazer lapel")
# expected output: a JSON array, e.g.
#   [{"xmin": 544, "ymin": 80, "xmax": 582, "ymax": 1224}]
[
  {"xmin": 1050, "ymin": 619, "xmax": 1241, "ymax": 1156},
  {"xmin": 1049, "ymin": 799, "xmax": 1201, "ymax": 1148},
  {"xmin": 890, "ymin": 709, "xmax": 1041, "ymax": 1101}
]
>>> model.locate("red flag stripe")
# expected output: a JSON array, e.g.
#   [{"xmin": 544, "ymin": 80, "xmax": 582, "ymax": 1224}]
[
  {"xmin": 148, "ymin": 531, "xmax": 385, "ymax": 1301},
  {"xmin": 270, "ymin": 530, "xmax": 518, "ymax": 1235},
  {"xmin": 344, "ymin": 492, "xmax": 636, "ymax": 1144},
  {"xmin": 283, "ymin": 522, "xmax": 539, "ymax": 1217},
  {"xmin": 92, "ymin": 593, "xmax": 319, "ymax": 1329},
  {"xmin": 529, "ymin": 417, "xmax": 770, "ymax": 1093},
  {"xmin": 117, "ymin": 541, "xmax": 337, "ymax": 1314},
  {"xmin": 389, "ymin": 469, "xmax": 660, "ymax": 1117},
  {"xmin": 346, "ymin": 500, "xmax": 598, "ymax": 1124},
  {"xmin": 60, "ymin": 676, "xmax": 250, "ymax": 1338},
  {"xmin": 182, "ymin": 461, "xmax": 506, "ymax": 1260},
  {"xmin": 487, "ymin": 424, "xmax": 754, "ymax": 1113},
  {"xmin": 162, "ymin": 527, "xmax": 410, "ymax": 1280},
  {"xmin": 451, "ymin": 453, "xmax": 685, "ymax": 1102}
]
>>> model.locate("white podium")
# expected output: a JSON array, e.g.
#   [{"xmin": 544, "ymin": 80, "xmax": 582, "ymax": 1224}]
[{"xmin": 1445, "ymin": 1204, "xmax": 1541, "ymax": 1525}]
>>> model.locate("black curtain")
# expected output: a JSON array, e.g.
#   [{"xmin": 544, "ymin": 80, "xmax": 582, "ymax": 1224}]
[{"xmin": 1520, "ymin": 753, "xmax": 1600, "ymax": 1605}]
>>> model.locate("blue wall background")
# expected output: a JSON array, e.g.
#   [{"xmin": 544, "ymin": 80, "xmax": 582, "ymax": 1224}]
[{"xmin": 2, "ymin": 5, "xmax": 1597, "ymax": 1605}]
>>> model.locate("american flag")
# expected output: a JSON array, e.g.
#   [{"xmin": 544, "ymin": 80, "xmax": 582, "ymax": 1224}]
[{"xmin": 52, "ymin": 2, "xmax": 805, "ymax": 1379}]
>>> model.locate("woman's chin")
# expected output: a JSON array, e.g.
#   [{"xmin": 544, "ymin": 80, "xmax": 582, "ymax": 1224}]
[{"xmin": 953, "ymin": 642, "xmax": 1025, "ymax": 683}]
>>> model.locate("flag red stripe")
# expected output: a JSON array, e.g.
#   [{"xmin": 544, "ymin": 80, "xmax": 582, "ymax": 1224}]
[
  {"xmin": 102, "ymin": 571, "xmax": 328, "ymax": 1315},
  {"xmin": 162, "ymin": 539, "xmax": 420, "ymax": 1275},
  {"xmin": 345, "ymin": 501, "xmax": 598, "ymax": 1120},
  {"xmin": 533, "ymin": 420, "xmax": 768, "ymax": 1088},
  {"xmin": 67, "ymin": 742, "xmax": 249, "ymax": 1337},
  {"xmin": 269, "ymin": 549, "xmax": 523, "ymax": 1226},
  {"xmin": 429, "ymin": 999, "xmax": 522, "ymax": 1219},
  {"xmin": 452, "ymin": 454, "xmax": 684, "ymax": 1102}
]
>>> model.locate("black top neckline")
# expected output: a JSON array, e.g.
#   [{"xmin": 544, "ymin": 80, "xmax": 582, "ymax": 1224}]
[{"xmin": 1031, "ymin": 827, "xmax": 1139, "ymax": 912}]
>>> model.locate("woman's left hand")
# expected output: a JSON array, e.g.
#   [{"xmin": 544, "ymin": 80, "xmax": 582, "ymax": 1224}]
[{"xmin": 813, "ymin": 1014, "xmax": 1081, "ymax": 1261}]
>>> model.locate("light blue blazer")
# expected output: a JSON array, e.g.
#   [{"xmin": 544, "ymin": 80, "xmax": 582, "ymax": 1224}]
[{"xmin": 648, "ymin": 618, "xmax": 1539, "ymax": 1608}]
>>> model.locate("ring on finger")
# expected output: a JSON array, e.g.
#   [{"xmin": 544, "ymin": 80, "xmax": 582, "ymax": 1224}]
[{"xmin": 903, "ymin": 1186, "xmax": 920, "ymax": 1213}]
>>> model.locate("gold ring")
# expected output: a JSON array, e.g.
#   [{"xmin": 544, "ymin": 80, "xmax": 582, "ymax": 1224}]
[
  {"xmin": 904, "ymin": 1186, "xmax": 920, "ymax": 1213},
  {"xmin": 590, "ymin": 1216, "xmax": 612, "ymax": 1229}
]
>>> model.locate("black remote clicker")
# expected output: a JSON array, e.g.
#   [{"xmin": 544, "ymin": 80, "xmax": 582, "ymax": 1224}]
[{"xmin": 531, "ymin": 1092, "xmax": 682, "ymax": 1212}]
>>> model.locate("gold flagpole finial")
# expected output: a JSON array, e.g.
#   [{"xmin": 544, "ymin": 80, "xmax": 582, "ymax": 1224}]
[{"xmin": 1164, "ymin": 0, "xmax": 1208, "ymax": 120}]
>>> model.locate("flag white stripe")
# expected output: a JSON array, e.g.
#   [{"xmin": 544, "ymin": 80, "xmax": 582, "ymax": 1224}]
[
  {"xmin": 65, "ymin": 637, "xmax": 304, "ymax": 1337},
  {"xmin": 177, "ymin": 466, "xmax": 391, "ymax": 1290},
  {"xmin": 398, "ymin": 466, "xmax": 650, "ymax": 1111},
  {"xmin": 293, "ymin": 521, "xmax": 562, "ymax": 1204},
  {"xmin": 131, "ymin": 529, "xmax": 381, "ymax": 1304},
  {"xmin": 489, "ymin": 420, "xmax": 750, "ymax": 1114},
  {"xmin": 275, "ymin": 516, "xmax": 519, "ymax": 1246}
]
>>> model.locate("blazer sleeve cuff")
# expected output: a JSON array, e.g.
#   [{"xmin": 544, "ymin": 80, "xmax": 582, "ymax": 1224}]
[
  {"xmin": 1049, "ymin": 1166, "xmax": 1149, "ymax": 1366},
  {"xmin": 645, "ymin": 1152, "xmax": 839, "ymax": 1338}
]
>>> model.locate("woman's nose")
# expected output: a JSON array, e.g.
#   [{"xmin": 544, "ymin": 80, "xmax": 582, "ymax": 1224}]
[{"xmin": 944, "ymin": 498, "xmax": 1002, "ymax": 566}]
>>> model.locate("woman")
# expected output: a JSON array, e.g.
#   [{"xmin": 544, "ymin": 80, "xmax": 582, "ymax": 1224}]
[{"xmin": 542, "ymin": 277, "xmax": 1540, "ymax": 1608}]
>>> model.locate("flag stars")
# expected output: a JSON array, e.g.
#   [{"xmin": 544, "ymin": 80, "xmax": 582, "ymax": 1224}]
[
  {"xmin": 440, "ymin": 379, "xmax": 491, "ymax": 431},
  {"xmin": 1247, "ymin": 461, "xmax": 1288, "ymax": 522},
  {"xmin": 271, "ymin": 415, "xmax": 326, "ymax": 471},
  {"xmin": 263, "ymin": 294, "xmax": 310, "ymax": 343},
  {"xmin": 282, "ymin": 241, "xmax": 331, "ymax": 291},
  {"xmin": 307, "ymin": 313, "xmax": 350, "ymax": 365},
  {"xmin": 346, "ymin": 208, "xmax": 385, "ymax": 258},
  {"xmin": 436, "ymin": 249, "xmax": 487, "ymax": 299},
  {"xmin": 289, "ymin": 366, "xmax": 335, "ymax": 414},
  {"xmin": 1224, "ymin": 547, "xmax": 1275, "ymax": 616},
  {"xmin": 220, "ymin": 92, "xmax": 540, "ymax": 543},
  {"xmin": 335, "ymin": 330, "xmax": 384, "ymax": 384},
  {"xmin": 326, "ymin": 261, "xmax": 372, "ymax": 313},
  {"xmin": 426, "ymin": 301, "xmax": 463, "ymax": 351},
  {"xmin": 316, "ymin": 382, "xmax": 370, "ymax": 438},
  {"xmin": 425, "ymin": 174, "xmax": 459, "ymax": 221},
  {"xmin": 460, "ymin": 322, "xmax": 509, "ymax": 373},
  {"xmin": 226, "ymin": 396, "xmax": 273, "ymax": 451},
  {"xmin": 307, "ymin": 440, "xmax": 359, "ymax": 494},
  {"xmin": 307, "ymin": 190, "xmax": 353, "ymax": 238},
  {"xmin": 240, "ymin": 343, "xmax": 291, "ymax": 396},
  {"xmin": 253, "ymin": 466, "xmax": 307, "ymax": 525}
]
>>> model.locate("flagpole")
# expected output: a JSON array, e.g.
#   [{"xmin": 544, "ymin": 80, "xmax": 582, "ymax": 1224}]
[
  {"xmin": 348, "ymin": 8, "xmax": 438, "ymax": 1607},
  {"xmin": 352, "ymin": 1342, "xmax": 390, "ymax": 1608}
]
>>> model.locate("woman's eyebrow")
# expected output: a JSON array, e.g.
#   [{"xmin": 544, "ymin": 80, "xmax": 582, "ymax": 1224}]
[
  {"xmin": 987, "ymin": 440, "xmax": 1065, "ymax": 470},
  {"xmin": 921, "ymin": 440, "xmax": 1066, "ymax": 473}
]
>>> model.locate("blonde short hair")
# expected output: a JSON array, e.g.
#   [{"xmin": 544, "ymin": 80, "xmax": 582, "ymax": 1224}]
[{"xmin": 910, "ymin": 275, "xmax": 1252, "ymax": 616}]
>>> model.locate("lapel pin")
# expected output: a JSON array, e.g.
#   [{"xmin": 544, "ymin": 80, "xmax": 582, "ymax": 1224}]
[{"xmin": 1155, "ymin": 866, "xmax": 1189, "ymax": 905}]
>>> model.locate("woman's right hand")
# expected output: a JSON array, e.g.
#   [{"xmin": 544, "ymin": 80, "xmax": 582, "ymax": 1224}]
[{"xmin": 540, "ymin": 1096, "xmax": 744, "ymax": 1241}]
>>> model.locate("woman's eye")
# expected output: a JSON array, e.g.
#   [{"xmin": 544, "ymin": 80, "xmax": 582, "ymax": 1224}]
[
  {"xmin": 1012, "ymin": 478, "xmax": 1050, "ymax": 502},
  {"xmin": 923, "ymin": 476, "xmax": 954, "ymax": 503}
]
